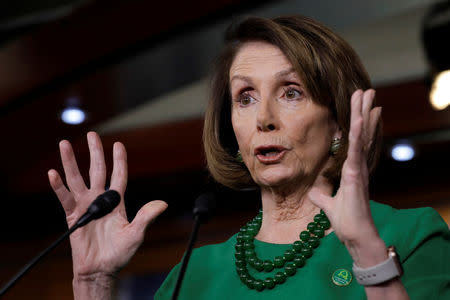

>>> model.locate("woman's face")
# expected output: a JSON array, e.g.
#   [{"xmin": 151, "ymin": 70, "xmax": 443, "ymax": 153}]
[{"xmin": 230, "ymin": 41, "xmax": 340, "ymax": 189}]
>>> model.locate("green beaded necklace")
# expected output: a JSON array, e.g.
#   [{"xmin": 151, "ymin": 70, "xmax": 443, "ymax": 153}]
[{"xmin": 234, "ymin": 209, "xmax": 331, "ymax": 291}]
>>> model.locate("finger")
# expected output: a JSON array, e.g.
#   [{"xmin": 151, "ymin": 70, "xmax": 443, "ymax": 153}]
[
  {"xmin": 48, "ymin": 169, "xmax": 76, "ymax": 213},
  {"xmin": 367, "ymin": 107, "xmax": 382, "ymax": 149},
  {"xmin": 110, "ymin": 142, "xmax": 128, "ymax": 196},
  {"xmin": 308, "ymin": 187, "xmax": 332, "ymax": 214},
  {"xmin": 361, "ymin": 89, "xmax": 375, "ymax": 145},
  {"xmin": 87, "ymin": 132, "xmax": 106, "ymax": 190},
  {"xmin": 59, "ymin": 140, "xmax": 87, "ymax": 194},
  {"xmin": 129, "ymin": 200, "xmax": 168, "ymax": 236},
  {"xmin": 347, "ymin": 90, "xmax": 364, "ymax": 167}
]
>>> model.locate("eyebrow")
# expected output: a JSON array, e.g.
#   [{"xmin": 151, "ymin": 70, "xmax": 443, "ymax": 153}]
[
  {"xmin": 230, "ymin": 68, "xmax": 298, "ymax": 84},
  {"xmin": 230, "ymin": 74, "xmax": 253, "ymax": 85},
  {"xmin": 275, "ymin": 68, "xmax": 297, "ymax": 78}
]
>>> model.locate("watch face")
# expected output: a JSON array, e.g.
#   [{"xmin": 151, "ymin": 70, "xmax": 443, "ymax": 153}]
[{"xmin": 388, "ymin": 246, "xmax": 403, "ymax": 276}]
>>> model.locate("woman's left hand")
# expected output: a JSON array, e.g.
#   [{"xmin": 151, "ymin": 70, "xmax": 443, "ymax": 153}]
[{"xmin": 309, "ymin": 89, "xmax": 386, "ymax": 266}]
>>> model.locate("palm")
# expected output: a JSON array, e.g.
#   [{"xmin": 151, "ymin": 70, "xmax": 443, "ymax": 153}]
[{"xmin": 67, "ymin": 192, "xmax": 130, "ymax": 275}]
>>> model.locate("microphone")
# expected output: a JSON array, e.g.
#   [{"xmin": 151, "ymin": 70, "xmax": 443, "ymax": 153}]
[
  {"xmin": 193, "ymin": 192, "xmax": 216, "ymax": 222},
  {"xmin": 73, "ymin": 189, "xmax": 121, "ymax": 228},
  {"xmin": 171, "ymin": 192, "xmax": 216, "ymax": 300},
  {"xmin": 0, "ymin": 190, "xmax": 121, "ymax": 297}
]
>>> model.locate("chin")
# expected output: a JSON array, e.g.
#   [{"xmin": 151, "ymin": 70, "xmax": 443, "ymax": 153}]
[{"xmin": 252, "ymin": 167, "xmax": 303, "ymax": 189}]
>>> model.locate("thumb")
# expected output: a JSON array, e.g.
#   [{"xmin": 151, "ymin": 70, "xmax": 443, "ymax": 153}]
[
  {"xmin": 308, "ymin": 187, "xmax": 332, "ymax": 213},
  {"xmin": 130, "ymin": 200, "xmax": 168, "ymax": 235}
]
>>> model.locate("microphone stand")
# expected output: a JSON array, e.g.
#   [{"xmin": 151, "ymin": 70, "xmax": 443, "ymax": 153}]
[
  {"xmin": 170, "ymin": 214, "xmax": 201, "ymax": 300},
  {"xmin": 171, "ymin": 192, "xmax": 215, "ymax": 300}
]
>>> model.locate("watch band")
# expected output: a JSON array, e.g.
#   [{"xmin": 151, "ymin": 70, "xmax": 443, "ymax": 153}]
[{"xmin": 352, "ymin": 246, "xmax": 403, "ymax": 286}]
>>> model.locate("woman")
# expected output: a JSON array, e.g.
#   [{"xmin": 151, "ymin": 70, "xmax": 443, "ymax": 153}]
[{"xmin": 48, "ymin": 16, "xmax": 450, "ymax": 299}]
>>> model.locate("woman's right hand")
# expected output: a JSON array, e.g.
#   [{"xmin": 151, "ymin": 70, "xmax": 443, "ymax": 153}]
[{"xmin": 48, "ymin": 132, "xmax": 168, "ymax": 283}]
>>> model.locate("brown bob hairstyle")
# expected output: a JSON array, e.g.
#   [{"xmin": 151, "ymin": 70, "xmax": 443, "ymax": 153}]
[{"xmin": 203, "ymin": 15, "xmax": 382, "ymax": 190}]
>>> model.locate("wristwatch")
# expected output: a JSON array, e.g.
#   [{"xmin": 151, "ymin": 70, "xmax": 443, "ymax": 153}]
[{"xmin": 352, "ymin": 246, "xmax": 403, "ymax": 286}]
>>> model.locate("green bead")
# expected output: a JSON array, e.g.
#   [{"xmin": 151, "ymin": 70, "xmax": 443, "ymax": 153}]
[
  {"xmin": 264, "ymin": 277, "xmax": 275, "ymax": 289},
  {"xmin": 246, "ymin": 277, "xmax": 255, "ymax": 289},
  {"xmin": 293, "ymin": 255, "xmax": 305, "ymax": 268},
  {"xmin": 283, "ymin": 249, "xmax": 295, "ymax": 261},
  {"xmin": 293, "ymin": 241, "xmax": 303, "ymax": 252},
  {"xmin": 274, "ymin": 256, "xmax": 285, "ymax": 268},
  {"xmin": 237, "ymin": 235, "xmax": 244, "ymax": 243},
  {"xmin": 235, "ymin": 243, "xmax": 244, "ymax": 251},
  {"xmin": 274, "ymin": 271, "xmax": 287, "ymax": 283},
  {"xmin": 314, "ymin": 214, "xmax": 324, "ymax": 223},
  {"xmin": 235, "ymin": 251, "xmax": 245, "ymax": 259},
  {"xmin": 301, "ymin": 246, "xmax": 313, "ymax": 258},
  {"xmin": 251, "ymin": 219, "xmax": 261, "ymax": 227},
  {"xmin": 243, "ymin": 242, "xmax": 254, "ymax": 250},
  {"xmin": 235, "ymin": 258, "xmax": 246, "ymax": 267},
  {"xmin": 240, "ymin": 226, "xmax": 248, "ymax": 233},
  {"xmin": 245, "ymin": 249, "xmax": 256, "ymax": 258},
  {"xmin": 318, "ymin": 218, "xmax": 331, "ymax": 230},
  {"xmin": 300, "ymin": 231, "xmax": 310, "ymax": 241},
  {"xmin": 239, "ymin": 272, "xmax": 249, "ymax": 283},
  {"xmin": 263, "ymin": 260, "xmax": 274, "ymax": 272},
  {"xmin": 254, "ymin": 259, "xmax": 264, "ymax": 271},
  {"xmin": 236, "ymin": 266, "xmax": 247, "ymax": 275},
  {"xmin": 285, "ymin": 263, "xmax": 296, "ymax": 276},
  {"xmin": 246, "ymin": 223, "xmax": 257, "ymax": 231},
  {"xmin": 254, "ymin": 279, "xmax": 265, "ymax": 291},
  {"xmin": 307, "ymin": 222, "xmax": 317, "ymax": 231},
  {"xmin": 242, "ymin": 233, "xmax": 253, "ymax": 241},
  {"xmin": 255, "ymin": 214, "xmax": 262, "ymax": 222},
  {"xmin": 308, "ymin": 236, "xmax": 320, "ymax": 248},
  {"xmin": 246, "ymin": 227, "xmax": 257, "ymax": 236},
  {"xmin": 247, "ymin": 256, "xmax": 256, "ymax": 266},
  {"xmin": 312, "ymin": 227, "xmax": 325, "ymax": 238}
]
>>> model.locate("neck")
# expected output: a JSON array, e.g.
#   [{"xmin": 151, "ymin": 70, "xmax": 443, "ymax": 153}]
[{"xmin": 255, "ymin": 175, "xmax": 333, "ymax": 244}]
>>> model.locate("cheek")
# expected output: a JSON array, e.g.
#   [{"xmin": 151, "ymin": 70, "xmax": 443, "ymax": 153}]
[
  {"xmin": 287, "ymin": 114, "xmax": 333, "ymax": 157},
  {"xmin": 232, "ymin": 113, "xmax": 251, "ymax": 152}
]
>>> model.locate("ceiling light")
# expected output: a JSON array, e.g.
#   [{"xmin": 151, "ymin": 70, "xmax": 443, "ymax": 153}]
[
  {"xmin": 422, "ymin": 1, "xmax": 450, "ymax": 110},
  {"xmin": 430, "ymin": 69, "xmax": 450, "ymax": 110},
  {"xmin": 61, "ymin": 107, "xmax": 86, "ymax": 125},
  {"xmin": 391, "ymin": 143, "xmax": 415, "ymax": 162}
]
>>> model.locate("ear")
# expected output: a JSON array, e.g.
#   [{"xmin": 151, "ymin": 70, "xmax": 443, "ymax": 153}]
[
  {"xmin": 334, "ymin": 127, "xmax": 342, "ymax": 140},
  {"xmin": 330, "ymin": 119, "xmax": 342, "ymax": 140}
]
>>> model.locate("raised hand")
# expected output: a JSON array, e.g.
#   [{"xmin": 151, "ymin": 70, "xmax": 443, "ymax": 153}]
[
  {"xmin": 309, "ymin": 89, "xmax": 385, "ymax": 266},
  {"xmin": 48, "ymin": 132, "xmax": 168, "ymax": 281}
]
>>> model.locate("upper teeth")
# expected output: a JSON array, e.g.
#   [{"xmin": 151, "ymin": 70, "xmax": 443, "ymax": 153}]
[{"xmin": 264, "ymin": 151, "xmax": 279, "ymax": 156}]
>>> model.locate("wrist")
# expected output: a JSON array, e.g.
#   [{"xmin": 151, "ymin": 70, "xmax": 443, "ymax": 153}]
[
  {"xmin": 345, "ymin": 233, "xmax": 387, "ymax": 268},
  {"xmin": 73, "ymin": 272, "xmax": 117, "ymax": 300}
]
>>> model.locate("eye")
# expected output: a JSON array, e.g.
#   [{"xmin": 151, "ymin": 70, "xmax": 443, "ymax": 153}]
[
  {"xmin": 283, "ymin": 87, "xmax": 303, "ymax": 100},
  {"xmin": 237, "ymin": 92, "xmax": 255, "ymax": 106}
]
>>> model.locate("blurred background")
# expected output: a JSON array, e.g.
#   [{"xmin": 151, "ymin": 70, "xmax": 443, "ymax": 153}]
[{"xmin": 1, "ymin": 0, "xmax": 450, "ymax": 299}]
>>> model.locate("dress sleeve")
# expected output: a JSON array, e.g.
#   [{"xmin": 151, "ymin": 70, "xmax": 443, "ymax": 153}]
[
  {"xmin": 395, "ymin": 207, "xmax": 450, "ymax": 299},
  {"xmin": 154, "ymin": 264, "xmax": 180, "ymax": 300}
]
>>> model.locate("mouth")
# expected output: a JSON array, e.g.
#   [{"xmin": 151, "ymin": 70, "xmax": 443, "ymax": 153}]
[{"xmin": 254, "ymin": 145, "xmax": 288, "ymax": 163}]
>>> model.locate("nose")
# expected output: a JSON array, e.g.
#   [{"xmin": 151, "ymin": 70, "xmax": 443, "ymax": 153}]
[{"xmin": 256, "ymin": 97, "xmax": 278, "ymax": 132}]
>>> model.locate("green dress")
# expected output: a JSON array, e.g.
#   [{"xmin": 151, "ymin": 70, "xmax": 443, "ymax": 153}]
[{"xmin": 155, "ymin": 201, "xmax": 450, "ymax": 299}]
